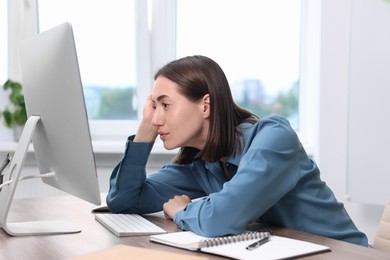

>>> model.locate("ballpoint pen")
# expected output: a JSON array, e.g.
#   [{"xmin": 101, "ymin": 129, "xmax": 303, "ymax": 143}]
[{"xmin": 246, "ymin": 235, "xmax": 270, "ymax": 251}]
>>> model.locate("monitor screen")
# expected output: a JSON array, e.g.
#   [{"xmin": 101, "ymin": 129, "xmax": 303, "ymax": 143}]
[{"xmin": 19, "ymin": 22, "xmax": 101, "ymax": 205}]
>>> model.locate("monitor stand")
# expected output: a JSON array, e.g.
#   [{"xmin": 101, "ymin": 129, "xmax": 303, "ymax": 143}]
[{"xmin": 0, "ymin": 116, "xmax": 81, "ymax": 236}]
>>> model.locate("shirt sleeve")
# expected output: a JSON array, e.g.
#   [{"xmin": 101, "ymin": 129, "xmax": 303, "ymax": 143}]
[
  {"xmin": 174, "ymin": 121, "xmax": 302, "ymax": 237},
  {"xmin": 106, "ymin": 136, "xmax": 206, "ymax": 214}
]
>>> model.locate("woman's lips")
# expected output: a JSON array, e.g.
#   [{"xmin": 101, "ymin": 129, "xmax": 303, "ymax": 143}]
[{"xmin": 158, "ymin": 131, "xmax": 168, "ymax": 141}]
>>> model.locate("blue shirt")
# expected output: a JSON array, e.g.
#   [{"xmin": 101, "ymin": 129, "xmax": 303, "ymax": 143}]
[{"xmin": 107, "ymin": 115, "xmax": 368, "ymax": 246}]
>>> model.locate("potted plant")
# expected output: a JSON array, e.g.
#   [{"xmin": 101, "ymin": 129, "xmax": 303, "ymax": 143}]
[{"xmin": 0, "ymin": 79, "xmax": 28, "ymax": 140}]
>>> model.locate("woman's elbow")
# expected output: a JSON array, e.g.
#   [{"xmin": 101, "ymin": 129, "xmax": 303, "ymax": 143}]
[
  {"xmin": 106, "ymin": 193, "xmax": 130, "ymax": 213},
  {"xmin": 195, "ymin": 219, "xmax": 245, "ymax": 237}
]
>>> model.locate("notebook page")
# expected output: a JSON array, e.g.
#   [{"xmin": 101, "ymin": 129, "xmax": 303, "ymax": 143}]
[{"xmin": 201, "ymin": 235, "xmax": 330, "ymax": 260}]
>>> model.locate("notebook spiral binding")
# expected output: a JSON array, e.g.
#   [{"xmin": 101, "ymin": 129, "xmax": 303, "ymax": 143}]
[{"xmin": 199, "ymin": 231, "xmax": 271, "ymax": 248}]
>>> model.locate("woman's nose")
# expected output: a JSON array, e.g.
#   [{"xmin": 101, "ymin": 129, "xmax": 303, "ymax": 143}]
[{"xmin": 151, "ymin": 108, "xmax": 164, "ymax": 126}]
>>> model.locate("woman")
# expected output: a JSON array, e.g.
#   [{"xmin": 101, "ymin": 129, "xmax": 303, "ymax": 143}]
[{"xmin": 107, "ymin": 55, "xmax": 368, "ymax": 246}]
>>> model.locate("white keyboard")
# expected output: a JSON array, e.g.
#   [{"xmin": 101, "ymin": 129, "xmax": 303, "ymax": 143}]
[{"xmin": 95, "ymin": 213, "xmax": 167, "ymax": 237}]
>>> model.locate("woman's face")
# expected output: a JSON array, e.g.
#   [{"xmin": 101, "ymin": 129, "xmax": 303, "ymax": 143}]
[{"xmin": 151, "ymin": 76, "xmax": 210, "ymax": 150}]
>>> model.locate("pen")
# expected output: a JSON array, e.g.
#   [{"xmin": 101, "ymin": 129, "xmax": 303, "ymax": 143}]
[{"xmin": 246, "ymin": 235, "xmax": 270, "ymax": 251}]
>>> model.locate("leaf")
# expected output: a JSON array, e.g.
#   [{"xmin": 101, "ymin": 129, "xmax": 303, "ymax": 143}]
[
  {"xmin": 10, "ymin": 91, "xmax": 24, "ymax": 105},
  {"xmin": 3, "ymin": 79, "xmax": 12, "ymax": 90},
  {"xmin": 13, "ymin": 107, "xmax": 27, "ymax": 126},
  {"xmin": 1, "ymin": 79, "xmax": 27, "ymax": 128},
  {"xmin": 3, "ymin": 109, "xmax": 14, "ymax": 128}
]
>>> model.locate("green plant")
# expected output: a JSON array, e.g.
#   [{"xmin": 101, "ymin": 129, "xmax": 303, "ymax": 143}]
[{"xmin": 0, "ymin": 79, "xmax": 27, "ymax": 128}]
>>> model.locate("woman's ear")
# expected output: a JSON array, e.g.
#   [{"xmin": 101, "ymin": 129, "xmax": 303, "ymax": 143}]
[{"xmin": 201, "ymin": 94, "xmax": 210, "ymax": 118}]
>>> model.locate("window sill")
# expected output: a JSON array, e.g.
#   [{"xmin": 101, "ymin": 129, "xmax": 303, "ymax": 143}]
[
  {"xmin": 1, "ymin": 139, "xmax": 314, "ymax": 158},
  {"xmin": 0, "ymin": 140, "xmax": 178, "ymax": 155}
]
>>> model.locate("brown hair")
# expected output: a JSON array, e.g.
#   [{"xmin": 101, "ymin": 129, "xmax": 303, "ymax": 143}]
[{"xmin": 154, "ymin": 55, "xmax": 258, "ymax": 164}]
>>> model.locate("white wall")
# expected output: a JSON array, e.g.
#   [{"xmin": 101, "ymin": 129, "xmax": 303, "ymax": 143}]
[
  {"xmin": 347, "ymin": 0, "xmax": 390, "ymax": 205},
  {"xmin": 318, "ymin": 0, "xmax": 385, "ymax": 245}
]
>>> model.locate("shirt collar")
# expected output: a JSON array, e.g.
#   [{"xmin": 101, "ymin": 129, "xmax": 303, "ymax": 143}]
[
  {"xmin": 222, "ymin": 121, "xmax": 255, "ymax": 167},
  {"xmin": 202, "ymin": 121, "xmax": 256, "ymax": 169}
]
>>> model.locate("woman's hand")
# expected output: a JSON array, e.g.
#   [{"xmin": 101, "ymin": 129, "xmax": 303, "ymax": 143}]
[
  {"xmin": 163, "ymin": 195, "xmax": 191, "ymax": 220},
  {"xmin": 134, "ymin": 95, "xmax": 158, "ymax": 142},
  {"xmin": 142, "ymin": 94, "xmax": 157, "ymax": 124}
]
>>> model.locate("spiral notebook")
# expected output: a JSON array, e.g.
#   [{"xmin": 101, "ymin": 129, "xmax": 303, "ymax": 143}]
[{"xmin": 150, "ymin": 231, "xmax": 330, "ymax": 260}]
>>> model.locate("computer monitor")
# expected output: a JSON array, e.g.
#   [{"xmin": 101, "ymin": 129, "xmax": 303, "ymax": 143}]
[{"xmin": 0, "ymin": 22, "xmax": 101, "ymax": 236}]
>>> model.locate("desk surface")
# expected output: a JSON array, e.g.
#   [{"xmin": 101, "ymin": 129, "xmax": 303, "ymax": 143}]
[{"xmin": 1, "ymin": 196, "xmax": 389, "ymax": 260}]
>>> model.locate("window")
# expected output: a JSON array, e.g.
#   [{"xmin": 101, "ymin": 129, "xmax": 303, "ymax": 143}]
[
  {"xmin": 39, "ymin": 0, "xmax": 301, "ymax": 130},
  {"xmin": 37, "ymin": 0, "xmax": 151, "ymax": 141},
  {"xmin": 176, "ymin": 0, "xmax": 301, "ymax": 129},
  {"xmin": 38, "ymin": 0, "xmax": 138, "ymax": 121},
  {"xmin": 5, "ymin": 0, "xmax": 318, "ymax": 153}
]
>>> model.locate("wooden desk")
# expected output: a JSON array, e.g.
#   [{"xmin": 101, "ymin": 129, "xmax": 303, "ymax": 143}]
[{"xmin": 1, "ymin": 196, "xmax": 389, "ymax": 260}]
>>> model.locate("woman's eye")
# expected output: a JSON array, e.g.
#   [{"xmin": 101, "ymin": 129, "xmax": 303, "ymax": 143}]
[{"xmin": 162, "ymin": 103, "xmax": 170, "ymax": 109}]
